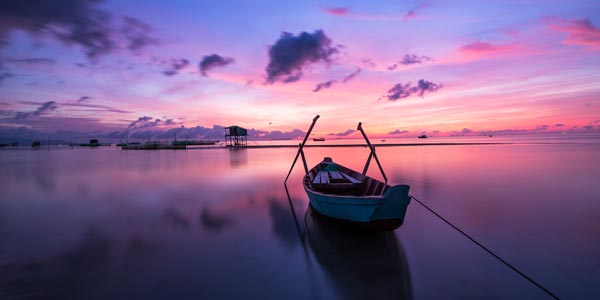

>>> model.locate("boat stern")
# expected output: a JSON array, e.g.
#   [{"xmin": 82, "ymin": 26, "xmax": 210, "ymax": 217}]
[{"xmin": 370, "ymin": 184, "xmax": 411, "ymax": 224}]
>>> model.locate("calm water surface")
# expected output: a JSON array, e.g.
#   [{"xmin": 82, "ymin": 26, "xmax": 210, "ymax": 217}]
[{"xmin": 1, "ymin": 135, "xmax": 599, "ymax": 299}]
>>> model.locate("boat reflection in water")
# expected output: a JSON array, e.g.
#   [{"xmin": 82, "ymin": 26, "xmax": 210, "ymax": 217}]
[{"xmin": 304, "ymin": 205, "xmax": 413, "ymax": 300}]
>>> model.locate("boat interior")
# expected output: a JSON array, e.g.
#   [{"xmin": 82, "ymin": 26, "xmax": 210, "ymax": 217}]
[{"xmin": 305, "ymin": 160, "xmax": 389, "ymax": 197}]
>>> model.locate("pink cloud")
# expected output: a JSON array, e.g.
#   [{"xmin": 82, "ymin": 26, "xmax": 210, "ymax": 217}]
[
  {"xmin": 547, "ymin": 17, "xmax": 600, "ymax": 49},
  {"xmin": 456, "ymin": 41, "xmax": 524, "ymax": 60},
  {"xmin": 459, "ymin": 41, "xmax": 513, "ymax": 54},
  {"xmin": 322, "ymin": 7, "xmax": 349, "ymax": 16},
  {"xmin": 403, "ymin": 3, "xmax": 428, "ymax": 21}
]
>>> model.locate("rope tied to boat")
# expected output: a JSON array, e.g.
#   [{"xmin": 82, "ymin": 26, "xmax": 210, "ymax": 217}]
[{"xmin": 410, "ymin": 195, "xmax": 561, "ymax": 300}]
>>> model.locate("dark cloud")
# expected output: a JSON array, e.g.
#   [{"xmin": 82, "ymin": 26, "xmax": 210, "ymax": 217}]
[
  {"xmin": 417, "ymin": 79, "xmax": 441, "ymax": 96},
  {"xmin": 262, "ymin": 129, "xmax": 306, "ymax": 139},
  {"xmin": 7, "ymin": 57, "xmax": 54, "ymax": 64},
  {"xmin": 77, "ymin": 96, "xmax": 91, "ymax": 103},
  {"xmin": 382, "ymin": 82, "xmax": 414, "ymax": 100},
  {"xmin": 555, "ymin": 123, "xmax": 564, "ymax": 127},
  {"xmin": 121, "ymin": 16, "xmax": 159, "ymax": 53},
  {"xmin": 0, "ymin": 1, "xmax": 158, "ymax": 59},
  {"xmin": 127, "ymin": 116, "xmax": 153, "ymax": 128},
  {"xmin": 361, "ymin": 58, "xmax": 376, "ymax": 68},
  {"xmin": 342, "ymin": 68, "xmax": 361, "ymax": 83},
  {"xmin": 265, "ymin": 30, "xmax": 339, "ymax": 84},
  {"xmin": 313, "ymin": 79, "xmax": 337, "ymax": 92},
  {"xmin": 382, "ymin": 79, "xmax": 442, "ymax": 101},
  {"xmin": 312, "ymin": 68, "xmax": 360, "ymax": 92},
  {"xmin": 0, "ymin": 72, "xmax": 13, "ymax": 85},
  {"xmin": 328, "ymin": 129, "xmax": 355, "ymax": 137},
  {"xmin": 62, "ymin": 102, "xmax": 131, "ymax": 113},
  {"xmin": 388, "ymin": 54, "xmax": 433, "ymax": 70},
  {"xmin": 14, "ymin": 101, "xmax": 58, "ymax": 120},
  {"xmin": 401, "ymin": 54, "xmax": 432, "ymax": 65},
  {"xmin": 162, "ymin": 58, "xmax": 189, "ymax": 76},
  {"xmin": 535, "ymin": 125, "xmax": 549, "ymax": 131},
  {"xmin": 461, "ymin": 128, "xmax": 473, "ymax": 134},
  {"xmin": 199, "ymin": 54, "xmax": 234, "ymax": 77},
  {"xmin": 389, "ymin": 129, "xmax": 409, "ymax": 135}
]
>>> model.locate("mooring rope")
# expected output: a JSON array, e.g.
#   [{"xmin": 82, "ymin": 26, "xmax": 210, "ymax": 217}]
[{"xmin": 410, "ymin": 195, "xmax": 561, "ymax": 300}]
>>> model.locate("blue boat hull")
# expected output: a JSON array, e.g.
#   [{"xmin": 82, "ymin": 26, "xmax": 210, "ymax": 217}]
[{"xmin": 305, "ymin": 183, "xmax": 411, "ymax": 230}]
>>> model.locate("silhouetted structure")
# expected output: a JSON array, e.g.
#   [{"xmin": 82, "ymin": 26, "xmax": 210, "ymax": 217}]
[
  {"xmin": 225, "ymin": 126, "xmax": 247, "ymax": 147},
  {"xmin": 80, "ymin": 139, "xmax": 101, "ymax": 147}
]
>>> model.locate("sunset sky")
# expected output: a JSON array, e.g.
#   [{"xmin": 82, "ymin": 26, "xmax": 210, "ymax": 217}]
[{"xmin": 1, "ymin": 0, "xmax": 599, "ymax": 141}]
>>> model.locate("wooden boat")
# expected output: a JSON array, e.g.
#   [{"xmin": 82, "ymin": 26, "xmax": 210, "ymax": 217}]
[
  {"xmin": 304, "ymin": 157, "xmax": 410, "ymax": 230},
  {"xmin": 313, "ymin": 137, "xmax": 325, "ymax": 142},
  {"xmin": 417, "ymin": 134, "xmax": 427, "ymax": 139},
  {"xmin": 285, "ymin": 115, "xmax": 411, "ymax": 231}
]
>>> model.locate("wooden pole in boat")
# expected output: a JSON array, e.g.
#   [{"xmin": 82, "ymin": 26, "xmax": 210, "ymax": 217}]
[
  {"xmin": 285, "ymin": 115, "xmax": 320, "ymax": 184},
  {"xmin": 357, "ymin": 122, "xmax": 388, "ymax": 183}
]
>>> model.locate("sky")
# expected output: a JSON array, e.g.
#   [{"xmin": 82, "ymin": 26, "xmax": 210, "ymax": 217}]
[{"xmin": 0, "ymin": 0, "xmax": 599, "ymax": 142}]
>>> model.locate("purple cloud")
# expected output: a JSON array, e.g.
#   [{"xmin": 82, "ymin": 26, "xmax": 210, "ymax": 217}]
[
  {"xmin": 77, "ymin": 96, "xmax": 91, "ymax": 103},
  {"xmin": 14, "ymin": 101, "xmax": 58, "ymax": 120},
  {"xmin": 121, "ymin": 16, "xmax": 159, "ymax": 53},
  {"xmin": 382, "ymin": 79, "xmax": 442, "ymax": 101},
  {"xmin": 328, "ymin": 129, "xmax": 355, "ymax": 136},
  {"xmin": 163, "ymin": 58, "xmax": 189, "ymax": 76},
  {"xmin": 417, "ymin": 79, "xmax": 441, "ymax": 96},
  {"xmin": 199, "ymin": 54, "xmax": 234, "ymax": 77},
  {"xmin": 313, "ymin": 79, "xmax": 337, "ymax": 92},
  {"xmin": 0, "ymin": 72, "xmax": 13, "ymax": 85},
  {"xmin": 262, "ymin": 129, "xmax": 306, "ymax": 139},
  {"xmin": 361, "ymin": 58, "xmax": 376, "ymax": 68},
  {"xmin": 7, "ymin": 58, "xmax": 54, "ymax": 64},
  {"xmin": 0, "ymin": 0, "xmax": 158, "ymax": 59},
  {"xmin": 265, "ymin": 30, "xmax": 339, "ymax": 84},
  {"xmin": 389, "ymin": 129, "xmax": 409, "ymax": 135},
  {"xmin": 342, "ymin": 68, "xmax": 361, "ymax": 83},
  {"xmin": 128, "ymin": 116, "xmax": 153, "ymax": 128},
  {"xmin": 388, "ymin": 54, "xmax": 433, "ymax": 70},
  {"xmin": 61, "ymin": 102, "xmax": 131, "ymax": 114}
]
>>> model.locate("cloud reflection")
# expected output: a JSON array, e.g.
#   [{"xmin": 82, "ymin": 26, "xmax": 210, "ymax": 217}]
[{"xmin": 200, "ymin": 207, "xmax": 234, "ymax": 233}]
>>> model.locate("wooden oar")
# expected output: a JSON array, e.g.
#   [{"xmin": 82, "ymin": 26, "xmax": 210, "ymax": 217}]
[{"xmin": 284, "ymin": 115, "xmax": 320, "ymax": 184}]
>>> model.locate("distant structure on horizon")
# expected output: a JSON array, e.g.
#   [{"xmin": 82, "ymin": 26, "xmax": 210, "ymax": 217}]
[{"xmin": 225, "ymin": 125, "xmax": 247, "ymax": 147}]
